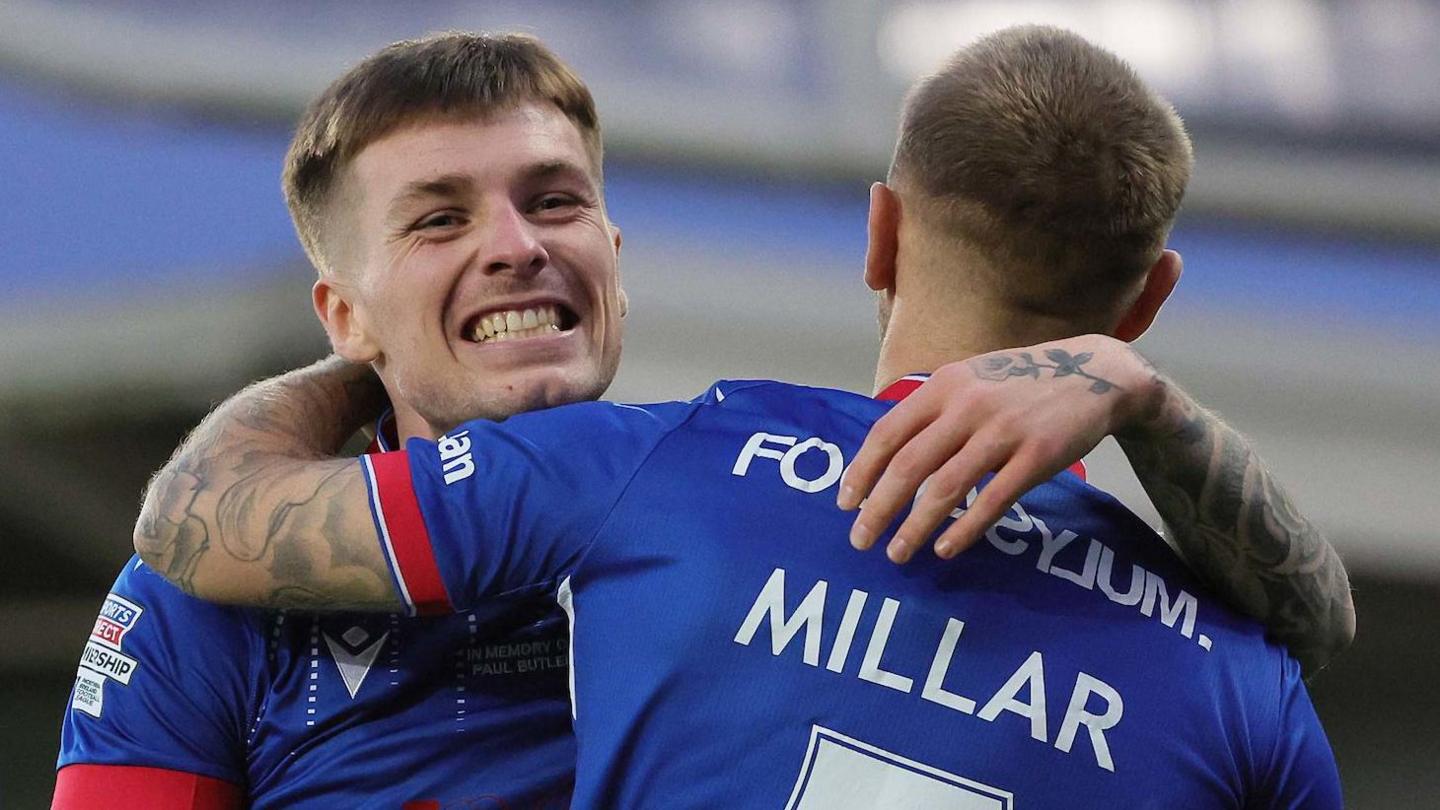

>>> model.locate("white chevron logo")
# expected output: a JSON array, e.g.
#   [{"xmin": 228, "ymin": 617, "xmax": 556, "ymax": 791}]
[{"xmin": 322, "ymin": 628, "xmax": 389, "ymax": 699}]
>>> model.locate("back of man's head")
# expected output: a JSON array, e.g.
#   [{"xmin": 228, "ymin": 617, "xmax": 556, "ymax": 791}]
[
  {"xmin": 889, "ymin": 25, "xmax": 1192, "ymax": 320},
  {"xmin": 282, "ymin": 31, "xmax": 602, "ymax": 276}
]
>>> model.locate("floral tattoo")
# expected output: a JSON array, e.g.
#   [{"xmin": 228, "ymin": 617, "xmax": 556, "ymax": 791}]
[{"xmin": 970, "ymin": 349, "xmax": 1121, "ymax": 394}]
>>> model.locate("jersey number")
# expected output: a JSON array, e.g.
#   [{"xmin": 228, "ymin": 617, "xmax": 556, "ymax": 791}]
[{"xmin": 785, "ymin": 726, "xmax": 1013, "ymax": 809}]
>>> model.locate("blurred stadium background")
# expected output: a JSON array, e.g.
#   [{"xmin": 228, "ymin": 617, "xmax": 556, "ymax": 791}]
[{"xmin": 2, "ymin": 0, "xmax": 1438, "ymax": 805}]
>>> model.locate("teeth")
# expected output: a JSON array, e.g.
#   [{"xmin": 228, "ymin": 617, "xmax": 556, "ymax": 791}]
[{"xmin": 469, "ymin": 305, "xmax": 566, "ymax": 343}]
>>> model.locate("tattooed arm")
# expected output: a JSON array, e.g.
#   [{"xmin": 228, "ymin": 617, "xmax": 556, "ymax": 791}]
[
  {"xmin": 1114, "ymin": 360, "xmax": 1355, "ymax": 674},
  {"xmin": 840, "ymin": 335, "xmax": 1354, "ymax": 673},
  {"xmin": 133, "ymin": 356, "xmax": 400, "ymax": 611}
]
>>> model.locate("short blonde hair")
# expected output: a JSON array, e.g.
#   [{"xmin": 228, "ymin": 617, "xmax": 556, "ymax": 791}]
[
  {"xmin": 282, "ymin": 31, "xmax": 602, "ymax": 273},
  {"xmin": 891, "ymin": 25, "xmax": 1193, "ymax": 315}
]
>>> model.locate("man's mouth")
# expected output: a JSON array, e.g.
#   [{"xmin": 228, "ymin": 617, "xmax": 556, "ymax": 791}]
[{"xmin": 464, "ymin": 304, "xmax": 576, "ymax": 344}]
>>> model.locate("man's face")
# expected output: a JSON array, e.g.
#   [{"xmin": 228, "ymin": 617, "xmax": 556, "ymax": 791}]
[{"xmin": 326, "ymin": 104, "xmax": 624, "ymax": 437}]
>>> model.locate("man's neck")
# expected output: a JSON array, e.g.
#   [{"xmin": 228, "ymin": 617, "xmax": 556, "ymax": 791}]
[
  {"xmin": 872, "ymin": 313, "xmax": 994, "ymax": 395},
  {"xmin": 392, "ymin": 401, "xmax": 444, "ymax": 444},
  {"xmin": 872, "ymin": 297, "xmax": 1094, "ymax": 394}
]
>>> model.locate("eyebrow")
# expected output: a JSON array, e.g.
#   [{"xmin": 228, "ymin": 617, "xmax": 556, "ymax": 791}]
[
  {"xmin": 520, "ymin": 159, "xmax": 591, "ymax": 183},
  {"xmin": 386, "ymin": 173, "xmax": 476, "ymax": 216},
  {"xmin": 384, "ymin": 160, "xmax": 598, "ymax": 219}
]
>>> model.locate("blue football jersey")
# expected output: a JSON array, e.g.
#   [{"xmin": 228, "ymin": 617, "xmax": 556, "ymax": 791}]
[
  {"xmin": 59, "ymin": 424, "xmax": 575, "ymax": 808},
  {"xmin": 365, "ymin": 378, "xmax": 1342, "ymax": 809}
]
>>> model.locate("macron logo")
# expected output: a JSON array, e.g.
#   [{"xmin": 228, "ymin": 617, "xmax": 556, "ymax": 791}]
[{"xmin": 438, "ymin": 430, "xmax": 475, "ymax": 485}]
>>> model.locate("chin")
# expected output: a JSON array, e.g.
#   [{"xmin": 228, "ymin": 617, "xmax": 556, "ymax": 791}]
[{"xmin": 439, "ymin": 368, "xmax": 612, "ymax": 427}]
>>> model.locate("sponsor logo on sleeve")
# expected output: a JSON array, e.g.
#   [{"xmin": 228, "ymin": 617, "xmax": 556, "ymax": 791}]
[
  {"xmin": 79, "ymin": 641, "xmax": 139, "ymax": 685},
  {"xmin": 71, "ymin": 668, "xmax": 107, "ymax": 718},
  {"xmin": 91, "ymin": 594, "xmax": 144, "ymax": 652},
  {"xmin": 72, "ymin": 593, "xmax": 145, "ymax": 719}
]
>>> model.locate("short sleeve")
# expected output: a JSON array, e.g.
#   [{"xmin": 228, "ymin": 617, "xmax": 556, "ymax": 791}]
[
  {"xmin": 57, "ymin": 556, "xmax": 259, "ymax": 785},
  {"xmin": 364, "ymin": 400, "xmax": 694, "ymax": 614},
  {"xmin": 1253, "ymin": 654, "xmax": 1343, "ymax": 809}
]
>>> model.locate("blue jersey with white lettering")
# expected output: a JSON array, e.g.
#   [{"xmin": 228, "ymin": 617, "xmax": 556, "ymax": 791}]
[
  {"xmin": 368, "ymin": 379, "xmax": 1341, "ymax": 809},
  {"xmin": 58, "ymin": 426, "xmax": 574, "ymax": 808}
]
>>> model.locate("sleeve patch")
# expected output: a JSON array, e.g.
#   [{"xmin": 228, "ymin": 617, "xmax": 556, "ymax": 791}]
[
  {"xmin": 71, "ymin": 592, "xmax": 146, "ymax": 719},
  {"xmin": 91, "ymin": 593, "xmax": 144, "ymax": 651},
  {"xmin": 71, "ymin": 667, "xmax": 108, "ymax": 718}
]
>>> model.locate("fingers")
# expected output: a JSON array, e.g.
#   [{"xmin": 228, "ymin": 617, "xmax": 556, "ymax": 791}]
[
  {"xmin": 838, "ymin": 393, "xmax": 935, "ymax": 512},
  {"xmin": 848, "ymin": 416, "xmax": 972, "ymax": 553},
  {"xmin": 932, "ymin": 451, "xmax": 1055, "ymax": 559},
  {"xmin": 883, "ymin": 430, "xmax": 1013, "ymax": 564}
]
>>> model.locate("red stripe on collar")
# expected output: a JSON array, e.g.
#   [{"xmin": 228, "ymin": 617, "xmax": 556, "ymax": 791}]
[
  {"xmin": 874, "ymin": 374, "xmax": 1087, "ymax": 482},
  {"xmin": 876, "ymin": 376, "xmax": 928, "ymax": 402}
]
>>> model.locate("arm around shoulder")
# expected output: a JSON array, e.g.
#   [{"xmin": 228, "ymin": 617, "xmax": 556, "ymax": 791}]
[
  {"xmin": 133, "ymin": 358, "xmax": 401, "ymax": 612},
  {"xmin": 1115, "ymin": 357, "xmax": 1355, "ymax": 674}
]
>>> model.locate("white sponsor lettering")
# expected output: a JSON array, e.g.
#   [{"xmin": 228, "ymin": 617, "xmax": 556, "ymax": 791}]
[
  {"xmin": 79, "ymin": 640, "xmax": 138, "ymax": 685},
  {"xmin": 439, "ymin": 430, "xmax": 475, "ymax": 485},
  {"xmin": 732, "ymin": 432, "xmax": 843, "ymax": 493},
  {"xmin": 732, "ymin": 430, "xmax": 1212, "ymax": 651},
  {"xmin": 1141, "ymin": 570, "xmax": 1199, "ymax": 639}
]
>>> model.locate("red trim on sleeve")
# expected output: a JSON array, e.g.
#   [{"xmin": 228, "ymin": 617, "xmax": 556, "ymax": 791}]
[
  {"xmin": 368, "ymin": 450, "xmax": 454, "ymax": 615},
  {"xmin": 53, "ymin": 764, "xmax": 243, "ymax": 810}
]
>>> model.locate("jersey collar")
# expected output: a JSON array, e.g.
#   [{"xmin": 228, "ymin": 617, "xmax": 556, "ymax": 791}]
[
  {"xmin": 875, "ymin": 374, "xmax": 931, "ymax": 402},
  {"xmin": 874, "ymin": 373, "xmax": 1086, "ymax": 482},
  {"xmin": 365, "ymin": 407, "xmax": 399, "ymax": 454}
]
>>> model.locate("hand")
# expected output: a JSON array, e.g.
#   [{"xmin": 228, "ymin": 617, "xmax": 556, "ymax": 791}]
[{"xmin": 837, "ymin": 335, "xmax": 1160, "ymax": 563}]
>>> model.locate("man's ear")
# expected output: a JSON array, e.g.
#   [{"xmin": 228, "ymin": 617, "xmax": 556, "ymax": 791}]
[
  {"xmin": 1113, "ymin": 249, "xmax": 1182, "ymax": 343},
  {"xmin": 313, "ymin": 276, "xmax": 381, "ymax": 362},
  {"xmin": 864, "ymin": 182, "xmax": 900, "ymax": 293},
  {"xmin": 611, "ymin": 224, "xmax": 629, "ymax": 318}
]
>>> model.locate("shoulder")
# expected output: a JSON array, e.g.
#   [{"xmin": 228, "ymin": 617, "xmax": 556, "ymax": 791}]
[
  {"xmin": 58, "ymin": 557, "xmax": 264, "ymax": 780},
  {"xmin": 101, "ymin": 555, "xmax": 267, "ymax": 648}
]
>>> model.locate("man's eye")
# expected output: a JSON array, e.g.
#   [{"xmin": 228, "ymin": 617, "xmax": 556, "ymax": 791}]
[
  {"xmin": 533, "ymin": 195, "xmax": 578, "ymax": 213},
  {"xmin": 416, "ymin": 213, "xmax": 463, "ymax": 230}
]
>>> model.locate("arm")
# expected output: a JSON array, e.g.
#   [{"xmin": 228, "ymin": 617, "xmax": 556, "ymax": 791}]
[
  {"xmin": 133, "ymin": 357, "xmax": 399, "ymax": 611},
  {"xmin": 1113, "ymin": 357, "xmax": 1354, "ymax": 674},
  {"xmin": 838, "ymin": 335, "xmax": 1354, "ymax": 673}
]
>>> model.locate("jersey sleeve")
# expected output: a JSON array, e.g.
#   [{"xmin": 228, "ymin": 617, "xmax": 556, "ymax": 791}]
[
  {"xmin": 363, "ymin": 399, "xmax": 692, "ymax": 614},
  {"xmin": 53, "ymin": 764, "xmax": 244, "ymax": 810},
  {"xmin": 56, "ymin": 556, "xmax": 258, "ymax": 788},
  {"xmin": 1253, "ymin": 654, "xmax": 1343, "ymax": 809}
]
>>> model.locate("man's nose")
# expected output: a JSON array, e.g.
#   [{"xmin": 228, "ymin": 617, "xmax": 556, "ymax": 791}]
[{"xmin": 480, "ymin": 205, "xmax": 548, "ymax": 277}]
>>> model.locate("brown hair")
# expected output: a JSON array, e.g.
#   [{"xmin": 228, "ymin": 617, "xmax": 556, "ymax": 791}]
[
  {"xmin": 890, "ymin": 25, "xmax": 1193, "ymax": 315},
  {"xmin": 282, "ymin": 31, "xmax": 602, "ymax": 273}
]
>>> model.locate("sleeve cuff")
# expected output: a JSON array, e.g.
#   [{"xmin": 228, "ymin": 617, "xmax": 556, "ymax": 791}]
[{"xmin": 360, "ymin": 453, "xmax": 454, "ymax": 616}]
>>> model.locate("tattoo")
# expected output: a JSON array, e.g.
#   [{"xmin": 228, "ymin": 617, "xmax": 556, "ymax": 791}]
[
  {"xmin": 134, "ymin": 358, "xmax": 399, "ymax": 612},
  {"xmin": 1117, "ymin": 365, "xmax": 1354, "ymax": 673},
  {"xmin": 971, "ymin": 349, "xmax": 1122, "ymax": 394}
]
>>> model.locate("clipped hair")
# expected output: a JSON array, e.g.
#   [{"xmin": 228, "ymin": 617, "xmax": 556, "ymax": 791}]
[
  {"xmin": 891, "ymin": 25, "xmax": 1193, "ymax": 314},
  {"xmin": 282, "ymin": 31, "xmax": 601, "ymax": 273}
]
